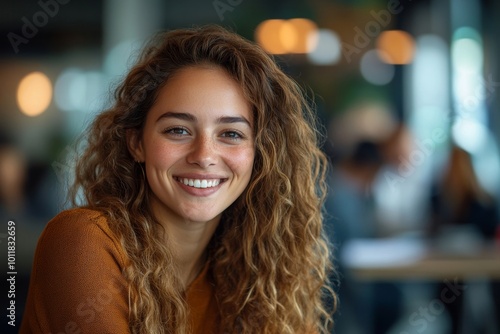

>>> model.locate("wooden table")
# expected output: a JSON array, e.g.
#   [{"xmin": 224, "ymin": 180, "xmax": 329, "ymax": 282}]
[{"xmin": 341, "ymin": 238, "xmax": 500, "ymax": 281}]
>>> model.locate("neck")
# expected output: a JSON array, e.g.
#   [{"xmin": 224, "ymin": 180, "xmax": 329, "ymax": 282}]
[
  {"xmin": 151, "ymin": 200, "xmax": 220, "ymax": 288},
  {"xmin": 167, "ymin": 220, "xmax": 218, "ymax": 287},
  {"xmin": 173, "ymin": 226, "xmax": 214, "ymax": 287},
  {"xmin": 181, "ymin": 250, "xmax": 208, "ymax": 287}
]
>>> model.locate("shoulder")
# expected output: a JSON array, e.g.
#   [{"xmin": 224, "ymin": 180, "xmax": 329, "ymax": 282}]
[
  {"xmin": 22, "ymin": 208, "xmax": 131, "ymax": 333},
  {"xmin": 34, "ymin": 207, "xmax": 128, "ymax": 272},
  {"xmin": 41, "ymin": 207, "xmax": 119, "ymax": 244},
  {"xmin": 43, "ymin": 207, "xmax": 114, "ymax": 238}
]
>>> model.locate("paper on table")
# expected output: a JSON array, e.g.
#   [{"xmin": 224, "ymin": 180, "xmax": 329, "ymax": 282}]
[{"xmin": 341, "ymin": 237, "xmax": 427, "ymax": 268}]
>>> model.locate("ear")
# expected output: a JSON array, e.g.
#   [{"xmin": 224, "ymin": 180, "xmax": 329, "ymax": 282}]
[{"xmin": 126, "ymin": 129, "xmax": 145, "ymax": 162}]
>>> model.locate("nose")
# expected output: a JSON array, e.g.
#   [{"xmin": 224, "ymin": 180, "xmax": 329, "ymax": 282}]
[{"xmin": 186, "ymin": 135, "xmax": 217, "ymax": 168}]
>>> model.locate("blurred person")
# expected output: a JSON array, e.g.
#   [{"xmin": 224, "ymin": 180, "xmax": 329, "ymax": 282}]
[
  {"xmin": 20, "ymin": 25, "xmax": 336, "ymax": 334},
  {"xmin": 374, "ymin": 123, "xmax": 431, "ymax": 236},
  {"xmin": 325, "ymin": 140, "xmax": 403, "ymax": 334},
  {"xmin": 327, "ymin": 98, "xmax": 397, "ymax": 161},
  {"xmin": 429, "ymin": 145, "xmax": 499, "ymax": 239},
  {"xmin": 326, "ymin": 140, "xmax": 384, "ymax": 244},
  {"xmin": 429, "ymin": 144, "xmax": 500, "ymax": 334},
  {"xmin": 378, "ymin": 124, "xmax": 413, "ymax": 168}
]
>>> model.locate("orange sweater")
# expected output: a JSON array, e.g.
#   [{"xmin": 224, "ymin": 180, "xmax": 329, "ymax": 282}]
[{"xmin": 20, "ymin": 208, "xmax": 220, "ymax": 333}]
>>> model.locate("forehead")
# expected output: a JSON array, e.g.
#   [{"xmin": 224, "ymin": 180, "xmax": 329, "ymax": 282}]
[{"xmin": 148, "ymin": 66, "xmax": 252, "ymax": 122}]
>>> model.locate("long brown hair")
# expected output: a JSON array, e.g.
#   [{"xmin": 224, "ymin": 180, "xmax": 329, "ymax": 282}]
[{"xmin": 71, "ymin": 25, "xmax": 336, "ymax": 333}]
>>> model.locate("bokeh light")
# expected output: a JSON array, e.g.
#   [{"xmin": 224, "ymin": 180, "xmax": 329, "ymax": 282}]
[
  {"xmin": 452, "ymin": 119, "xmax": 488, "ymax": 154},
  {"xmin": 55, "ymin": 68, "xmax": 107, "ymax": 113},
  {"xmin": 16, "ymin": 71, "xmax": 53, "ymax": 117},
  {"xmin": 307, "ymin": 29, "xmax": 341, "ymax": 65},
  {"xmin": 55, "ymin": 68, "xmax": 86, "ymax": 112},
  {"xmin": 287, "ymin": 18, "xmax": 317, "ymax": 53},
  {"xmin": 409, "ymin": 35, "xmax": 450, "ymax": 143},
  {"xmin": 255, "ymin": 19, "xmax": 288, "ymax": 54},
  {"xmin": 279, "ymin": 21, "xmax": 299, "ymax": 52},
  {"xmin": 452, "ymin": 37, "xmax": 482, "ymax": 74},
  {"xmin": 451, "ymin": 26, "xmax": 487, "ymax": 154},
  {"xmin": 376, "ymin": 30, "xmax": 416, "ymax": 64},
  {"xmin": 255, "ymin": 18, "xmax": 318, "ymax": 54},
  {"xmin": 360, "ymin": 49, "xmax": 395, "ymax": 85}
]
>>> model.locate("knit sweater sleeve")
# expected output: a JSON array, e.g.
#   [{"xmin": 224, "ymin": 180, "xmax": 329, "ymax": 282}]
[{"xmin": 19, "ymin": 208, "xmax": 131, "ymax": 334}]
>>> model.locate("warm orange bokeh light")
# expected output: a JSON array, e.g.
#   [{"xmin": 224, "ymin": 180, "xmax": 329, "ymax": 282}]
[
  {"xmin": 255, "ymin": 18, "xmax": 318, "ymax": 54},
  {"xmin": 255, "ymin": 19, "xmax": 288, "ymax": 54},
  {"xmin": 287, "ymin": 18, "xmax": 318, "ymax": 53},
  {"xmin": 279, "ymin": 21, "xmax": 298, "ymax": 53},
  {"xmin": 376, "ymin": 30, "xmax": 416, "ymax": 64},
  {"xmin": 17, "ymin": 71, "xmax": 52, "ymax": 117}
]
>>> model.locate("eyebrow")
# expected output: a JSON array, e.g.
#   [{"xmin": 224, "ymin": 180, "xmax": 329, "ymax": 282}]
[
  {"xmin": 157, "ymin": 112, "xmax": 251, "ymax": 127},
  {"xmin": 157, "ymin": 112, "xmax": 196, "ymax": 122},
  {"xmin": 217, "ymin": 116, "xmax": 251, "ymax": 127}
]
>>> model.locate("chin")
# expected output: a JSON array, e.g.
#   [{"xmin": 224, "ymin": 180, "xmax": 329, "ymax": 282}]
[{"xmin": 180, "ymin": 211, "xmax": 221, "ymax": 224}]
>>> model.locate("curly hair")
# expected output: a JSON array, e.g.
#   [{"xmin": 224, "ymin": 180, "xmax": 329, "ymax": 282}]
[{"xmin": 70, "ymin": 25, "xmax": 336, "ymax": 333}]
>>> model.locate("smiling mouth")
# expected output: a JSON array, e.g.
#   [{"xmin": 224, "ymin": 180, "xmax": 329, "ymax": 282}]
[{"xmin": 174, "ymin": 177, "xmax": 225, "ymax": 189}]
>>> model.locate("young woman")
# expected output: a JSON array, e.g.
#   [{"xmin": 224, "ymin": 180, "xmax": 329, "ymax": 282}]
[{"xmin": 20, "ymin": 25, "xmax": 336, "ymax": 334}]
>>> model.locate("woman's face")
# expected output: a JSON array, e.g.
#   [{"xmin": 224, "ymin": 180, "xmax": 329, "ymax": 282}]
[{"xmin": 129, "ymin": 66, "xmax": 255, "ymax": 225}]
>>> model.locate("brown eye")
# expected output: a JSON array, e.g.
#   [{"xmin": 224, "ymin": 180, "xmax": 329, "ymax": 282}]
[
  {"xmin": 221, "ymin": 131, "xmax": 243, "ymax": 140},
  {"xmin": 163, "ymin": 127, "xmax": 190, "ymax": 136}
]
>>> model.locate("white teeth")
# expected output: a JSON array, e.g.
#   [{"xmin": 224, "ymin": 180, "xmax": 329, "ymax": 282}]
[{"xmin": 178, "ymin": 178, "xmax": 221, "ymax": 189}]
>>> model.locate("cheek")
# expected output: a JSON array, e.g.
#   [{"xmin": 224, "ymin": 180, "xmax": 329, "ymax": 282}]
[
  {"xmin": 225, "ymin": 147, "xmax": 255, "ymax": 177},
  {"xmin": 146, "ymin": 140, "xmax": 178, "ymax": 166}
]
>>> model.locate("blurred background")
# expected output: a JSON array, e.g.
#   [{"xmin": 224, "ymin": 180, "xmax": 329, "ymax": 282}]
[{"xmin": 1, "ymin": 0, "xmax": 500, "ymax": 333}]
